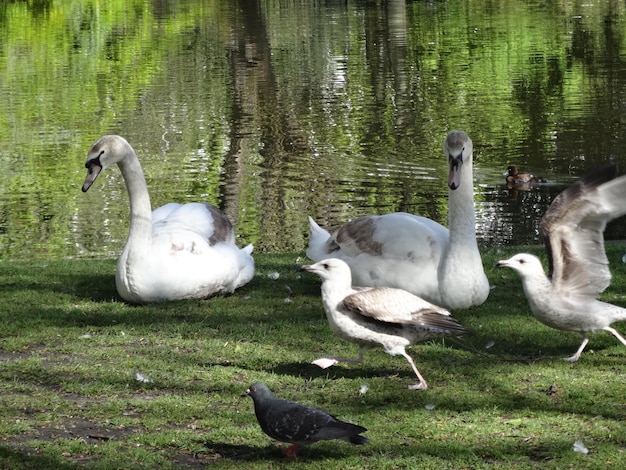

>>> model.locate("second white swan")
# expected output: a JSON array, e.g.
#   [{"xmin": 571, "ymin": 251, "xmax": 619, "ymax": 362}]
[{"xmin": 307, "ymin": 130, "xmax": 489, "ymax": 310}]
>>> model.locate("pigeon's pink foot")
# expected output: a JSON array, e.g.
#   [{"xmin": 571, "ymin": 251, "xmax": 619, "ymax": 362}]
[
  {"xmin": 408, "ymin": 382, "xmax": 427, "ymax": 390},
  {"xmin": 282, "ymin": 444, "xmax": 302, "ymax": 458}
]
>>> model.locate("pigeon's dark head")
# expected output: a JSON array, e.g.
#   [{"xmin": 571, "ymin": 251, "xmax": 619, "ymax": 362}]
[{"xmin": 242, "ymin": 382, "xmax": 274, "ymax": 402}]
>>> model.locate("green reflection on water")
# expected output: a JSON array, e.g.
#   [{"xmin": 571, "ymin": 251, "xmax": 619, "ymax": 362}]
[{"xmin": 1, "ymin": 0, "xmax": 626, "ymax": 260}]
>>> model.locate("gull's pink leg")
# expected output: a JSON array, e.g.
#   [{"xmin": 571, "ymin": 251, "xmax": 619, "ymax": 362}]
[
  {"xmin": 400, "ymin": 350, "xmax": 428, "ymax": 390},
  {"xmin": 604, "ymin": 327, "xmax": 626, "ymax": 347},
  {"xmin": 563, "ymin": 335, "xmax": 589, "ymax": 362}
]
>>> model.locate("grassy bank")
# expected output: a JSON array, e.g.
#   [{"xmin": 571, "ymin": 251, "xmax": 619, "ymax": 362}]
[{"xmin": 1, "ymin": 246, "xmax": 625, "ymax": 469}]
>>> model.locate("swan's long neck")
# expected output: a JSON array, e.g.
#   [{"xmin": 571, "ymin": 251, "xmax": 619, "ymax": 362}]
[
  {"xmin": 446, "ymin": 161, "xmax": 478, "ymax": 250},
  {"xmin": 438, "ymin": 158, "xmax": 489, "ymax": 309},
  {"xmin": 117, "ymin": 155, "xmax": 152, "ymax": 263}
]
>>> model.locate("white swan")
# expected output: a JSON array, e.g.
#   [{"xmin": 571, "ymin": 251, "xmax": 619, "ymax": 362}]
[
  {"xmin": 497, "ymin": 164, "xmax": 626, "ymax": 361},
  {"xmin": 81, "ymin": 135, "xmax": 254, "ymax": 303},
  {"xmin": 307, "ymin": 130, "xmax": 489, "ymax": 310}
]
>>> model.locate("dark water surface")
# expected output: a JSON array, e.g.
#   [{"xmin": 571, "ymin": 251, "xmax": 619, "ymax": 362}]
[{"xmin": 1, "ymin": 0, "xmax": 626, "ymax": 260}]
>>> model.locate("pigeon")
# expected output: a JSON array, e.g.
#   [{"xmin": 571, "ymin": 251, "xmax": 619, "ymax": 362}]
[
  {"xmin": 300, "ymin": 258, "xmax": 469, "ymax": 390},
  {"xmin": 242, "ymin": 382, "xmax": 368, "ymax": 458},
  {"xmin": 497, "ymin": 164, "xmax": 626, "ymax": 361}
]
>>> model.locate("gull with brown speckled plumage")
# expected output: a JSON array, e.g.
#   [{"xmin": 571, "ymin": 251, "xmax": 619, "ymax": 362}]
[{"xmin": 300, "ymin": 258, "xmax": 468, "ymax": 390}]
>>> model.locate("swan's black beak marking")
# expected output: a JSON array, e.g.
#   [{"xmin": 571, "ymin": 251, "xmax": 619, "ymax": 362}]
[
  {"xmin": 448, "ymin": 154, "xmax": 463, "ymax": 190},
  {"xmin": 82, "ymin": 157, "xmax": 103, "ymax": 193}
]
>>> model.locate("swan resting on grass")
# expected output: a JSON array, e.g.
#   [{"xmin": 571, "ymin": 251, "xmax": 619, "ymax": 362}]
[
  {"xmin": 497, "ymin": 164, "xmax": 626, "ymax": 361},
  {"xmin": 300, "ymin": 258, "xmax": 468, "ymax": 390},
  {"xmin": 307, "ymin": 130, "xmax": 489, "ymax": 310},
  {"xmin": 81, "ymin": 135, "xmax": 254, "ymax": 303}
]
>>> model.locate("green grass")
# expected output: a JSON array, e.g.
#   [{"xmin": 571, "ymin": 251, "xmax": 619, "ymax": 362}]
[{"xmin": 1, "ymin": 247, "xmax": 626, "ymax": 469}]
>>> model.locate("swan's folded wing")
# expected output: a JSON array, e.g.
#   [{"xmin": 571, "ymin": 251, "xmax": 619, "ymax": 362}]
[
  {"xmin": 152, "ymin": 202, "xmax": 236, "ymax": 247},
  {"xmin": 329, "ymin": 213, "xmax": 448, "ymax": 259}
]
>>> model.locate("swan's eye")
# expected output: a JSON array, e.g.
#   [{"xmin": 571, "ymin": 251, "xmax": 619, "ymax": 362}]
[{"xmin": 86, "ymin": 152, "xmax": 104, "ymax": 169}]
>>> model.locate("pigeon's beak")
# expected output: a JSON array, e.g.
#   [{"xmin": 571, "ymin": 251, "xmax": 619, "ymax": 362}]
[
  {"xmin": 241, "ymin": 388, "xmax": 251, "ymax": 398},
  {"xmin": 299, "ymin": 265, "xmax": 314, "ymax": 273},
  {"xmin": 495, "ymin": 260, "xmax": 509, "ymax": 268}
]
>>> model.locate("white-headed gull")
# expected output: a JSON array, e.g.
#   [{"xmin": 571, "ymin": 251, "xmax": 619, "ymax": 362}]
[{"xmin": 497, "ymin": 164, "xmax": 626, "ymax": 361}]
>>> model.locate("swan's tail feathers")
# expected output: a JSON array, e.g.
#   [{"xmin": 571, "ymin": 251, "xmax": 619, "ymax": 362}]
[
  {"xmin": 242, "ymin": 243, "xmax": 254, "ymax": 255},
  {"xmin": 306, "ymin": 216, "xmax": 331, "ymax": 261},
  {"xmin": 234, "ymin": 254, "xmax": 255, "ymax": 290}
]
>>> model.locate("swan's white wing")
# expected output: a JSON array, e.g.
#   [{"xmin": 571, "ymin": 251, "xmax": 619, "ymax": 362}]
[
  {"xmin": 540, "ymin": 164, "xmax": 626, "ymax": 295},
  {"xmin": 152, "ymin": 202, "xmax": 236, "ymax": 249},
  {"xmin": 324, "ymin": 213, "xmax": 448, "ymax": 259}
]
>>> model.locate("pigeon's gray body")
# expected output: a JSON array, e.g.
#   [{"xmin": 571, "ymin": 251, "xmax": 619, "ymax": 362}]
[{"xmin": 243, "ymin": 382, "xmax": 368, "ymax": 457}]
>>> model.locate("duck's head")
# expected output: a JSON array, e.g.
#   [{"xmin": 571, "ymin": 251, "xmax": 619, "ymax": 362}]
[{"xmin": 506, "ymin": 165, "xmax": 519, "ymax": 177}]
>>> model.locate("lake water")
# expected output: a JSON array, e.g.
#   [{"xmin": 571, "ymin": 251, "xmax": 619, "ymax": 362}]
[{"xmin": 1, "ymin": 0, "xmax": 626, "ymax": 260}]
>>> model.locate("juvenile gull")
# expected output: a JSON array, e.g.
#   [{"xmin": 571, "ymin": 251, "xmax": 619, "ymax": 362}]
[
  {"xmin": 497, "ymin": 164, "xmax": 626, "ymax": 361},
  {"xmin": 82, "ymin": 135, "xmax": 254, "ymax": 303},
  {"xmin": 306, "ymin": 130, "xmax": 489, "ymax": 310},
  {"xmin": 300, "ymin": 258, "xmax": 468, "ymax": 390},
  {"xmin": 242, "ymin": 382, "xmax": 368, "ymax": 458}
]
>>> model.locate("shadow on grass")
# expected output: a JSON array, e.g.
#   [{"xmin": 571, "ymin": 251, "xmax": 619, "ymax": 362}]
[
  {"xmin": 381, "ymin": 434, "xmax": 579, "ymax": 466},
  {"xmin": 0, "ymin": 445, "xmax": 80, "ymax": 470},
  {"xmin": 271, "ymin": 360, "xmax": 411, "ymax": 382},
  {"xmin": 201, "ymin": 439, "xmax": 362, "ymax": 462}
]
